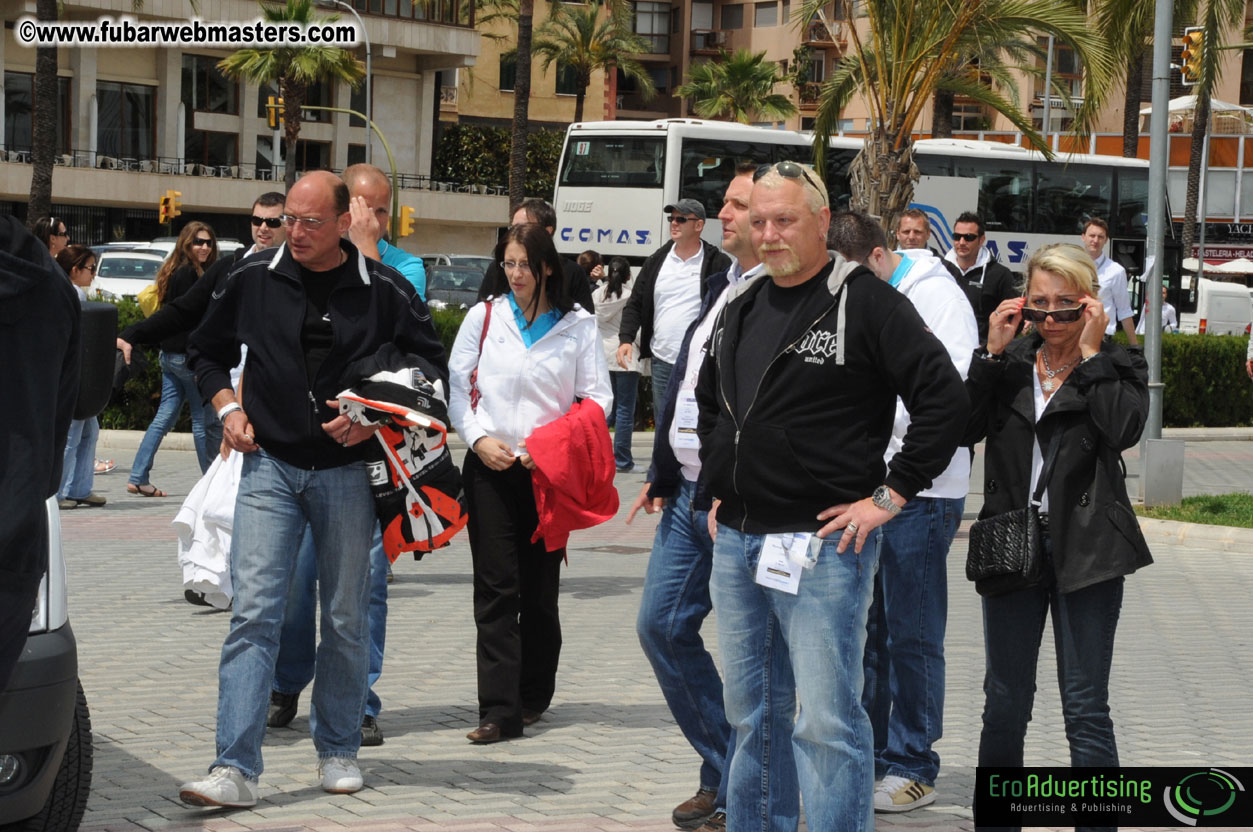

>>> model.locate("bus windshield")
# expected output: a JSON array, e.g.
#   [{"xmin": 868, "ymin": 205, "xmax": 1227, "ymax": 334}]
[{"xmin": 559, "ymin": 136, "xmax": 666, "ymax": 188}]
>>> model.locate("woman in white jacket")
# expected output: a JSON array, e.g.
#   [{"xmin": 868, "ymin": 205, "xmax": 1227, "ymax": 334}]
[
  {"xmin": 448, "ymin": 223, "xmax": 611, "ymax": 744},
  {"xmin": 592, "ymin": 257, "xmax": 639, "ymax": 472}
]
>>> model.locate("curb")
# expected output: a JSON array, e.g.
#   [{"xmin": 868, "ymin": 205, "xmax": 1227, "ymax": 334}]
[
  {"xmin": 1137, "ymin": 516, "xmax": 1253, "ymax": 551},
  {"xmin": 1162, "ymin": 427, "xmax": 1253, "ymax": 441}
]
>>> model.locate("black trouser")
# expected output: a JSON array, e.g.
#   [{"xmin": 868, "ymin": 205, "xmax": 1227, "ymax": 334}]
[{"xmin": 463, "ymin": 452, "xmax": 565, "ymax": 734}]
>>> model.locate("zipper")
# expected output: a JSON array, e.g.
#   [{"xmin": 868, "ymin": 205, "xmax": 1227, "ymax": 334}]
[{"xmin": 722, "ymin": 294, "xmax": 840, "ymax": 533}]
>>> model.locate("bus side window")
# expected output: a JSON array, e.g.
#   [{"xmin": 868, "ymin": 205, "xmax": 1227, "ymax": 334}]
[{"xmin": 954, "ymin": 158, "xmax": 1032, "ymax": 233}]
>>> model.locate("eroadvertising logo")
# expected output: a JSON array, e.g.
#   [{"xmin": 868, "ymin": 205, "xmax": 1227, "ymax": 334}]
[{"xmin": 975, "ymin": 767, "xmax": 1252, "ymax": 827}]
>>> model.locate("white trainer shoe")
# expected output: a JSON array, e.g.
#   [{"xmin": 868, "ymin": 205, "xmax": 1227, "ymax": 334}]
[
  {"xmin": 319, "ymin": 757, "xmax": 364, "ymax": 794},
  {"xmin": 874, "ymin": 774, "xmax": 936, "ymax": 813},
  {"xmin": 178, "ymin": 765, "xmax": 258, "ymax": 808}
]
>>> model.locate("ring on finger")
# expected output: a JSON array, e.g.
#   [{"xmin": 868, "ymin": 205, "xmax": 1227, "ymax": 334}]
[{"xmin": 846, "ymin": 522, "xmax": 859, "ymax": 535}]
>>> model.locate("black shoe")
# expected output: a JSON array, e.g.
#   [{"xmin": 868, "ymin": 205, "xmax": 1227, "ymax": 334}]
[
  {"xmin": 267, "ymin": 690, "xmax": 298, "ymax": 728},
  {"xmin": 184, "ymin": 589, "xmax": 212, "ymax": 607},
  {"xmin": 361, "ymin": 714, "xmax": 384, "ymax": 746}
]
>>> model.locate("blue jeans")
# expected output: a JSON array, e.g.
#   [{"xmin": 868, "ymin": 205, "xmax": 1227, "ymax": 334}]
[
  {"xmin": 273, "ymin": 524, "xmax": 389, "ymax": 718},
  {"xmin": 976, "ymin": 539, "xmax": 1124, "ymax": 832},
  {"xmin": 650, "ymin": 358, "xmax": 674, "ymax": 423},
  {"xmin": 58, "ymin": 417, "xmax": 99, "ymax": 500},
  {"xmin": 636, "ymin": 478, "xmax": 732, "ymax": 806},
  {"xmin": 712, "ymin": 525, "xmax": 879, "ymax": 832},
  {"xmin": 609, "ymin": 371, "xmax": 638, "ymax": 469},
  {"xmin": 128, "ymin": 352, "xmax": 209, "ymax": 485},
  {"xmin": 213, "ymin": 450, "xmax": 375, "ymax": 779},
  {"xmin": 863, "ymin": 495, "xmax": 964, "ymax": 787}
]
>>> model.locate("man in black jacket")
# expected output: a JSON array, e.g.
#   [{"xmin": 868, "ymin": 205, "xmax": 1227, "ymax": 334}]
[
  {"xmin": 694, "ymin": 163, "xmax": 967, "ymax": 831},
  {"xmin": 476, "ymin": 198, "xmax": 595, "ymax": 312},
  {"xmin": 941, "ymin": 211, "xmax": 1019, "ymax": 345},
  {"xmin": 180, "ymin": 171, "xmax": 446, "ymax": 808},
  {"xmin": 617, "ymin": 198, "xmax": 730, "ymax": 418},
  {"xmin": 0, "ymin": 216, "xmax": 80, "ymax": 692}
]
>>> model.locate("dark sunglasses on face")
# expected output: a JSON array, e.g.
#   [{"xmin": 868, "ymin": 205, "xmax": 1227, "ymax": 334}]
[
  {"xmin": 953, "ymin": 232, "xmax": 981, "ymax": 242},
  {"xmin": 191, "ymin": 238, "xmax": 214, "ymax": 247},
  {"xmin": 1020, "ymin": 305, "xmax": 1084, "ymax": 323},
  {"xmin": 668, "ymin": 215, "xmax": 696, "ymax": 224},
  {"xmin": 251, "ymin": 215, "xmax": 283, "ymax": 228},
  {"xmin": 754, "ymin": 160, "xmax": 822, "ymax": 195}
]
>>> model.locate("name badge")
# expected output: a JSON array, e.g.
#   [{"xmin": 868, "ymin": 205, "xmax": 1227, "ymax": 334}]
[
  {"xmin": 673, "ymin": 393, "xmax": 701, "ymax": 449},
  {"xmin": 754, "ymin": 532, "xmax": 819, "ymax": 594}
]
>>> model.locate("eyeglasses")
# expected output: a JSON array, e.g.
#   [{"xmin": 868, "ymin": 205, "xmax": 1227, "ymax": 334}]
[
  {"xmin": 52, "ymin": 229, "xmax": 69, "ymax": 238},
  {"xmin": 667, "ymin": 215, "xmax": 697, "ymax": 224},
  {"xmin": 84, "ymin": 262, "xmax": 97, "ymax": 273},
  {"xmin": 754, "ymin": 161, "xmax": 823, "ymax": 196},
  {"xmin": 191, "ymin": 238, "xmax": 214, "ymax": 247},
  {"xmin": 952, "ymin": 232, "xmax": 981, "ymax": 242},
  {"xmin": 500, "ymin": 260, "xmax": 533, "ymax": 273},
  {"xmin": 251, "ymin": 215, "xmax": 283, "ymax": 228},
  {"xmin": 1020, "ymin": 305, "xmax": 1084, "ymax": 323},
  {"xmin": 280, "ymin": 214, "xmax": 336, "ymax": 229}
]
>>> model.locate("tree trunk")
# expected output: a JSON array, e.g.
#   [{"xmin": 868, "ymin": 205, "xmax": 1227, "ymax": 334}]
[
  {"xmin": 281, "ymin": 76, "xmax": 308, "ymax": 192},
  {"xmin": 508, "ymin": 0, "xmax": 535, "ymax": 206},
  {"xmin": 930, "ymin": 89, "xmax": 955, "ymax": 138},
  {"xmin": 1181, "ymin": 93, "xmax": 1210, "ymax": 258},
  {"xmin": 27, "ymin": 0, "xmax": 59, "ymax": 226},
  {"xmin": 1122, "ymin": 47, "xmax": 1145, "ymax": 158},
  {"xmin": 574, "ymin": 88, "xmax": 585, "ymax": 125},
  {"xmin": 849, "ymin": 133, "xmax": 919, "ymax": 240}
]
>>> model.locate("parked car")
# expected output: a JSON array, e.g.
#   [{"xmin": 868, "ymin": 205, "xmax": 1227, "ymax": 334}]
[
  {"xmin": 425, "ymin": 264, "xmax": 484, "ymax": 310},
  {"xmin": 91, "ymin": 250, "xmax": 164, "ymax": 300},
  {"xmin": 1178, "ymin": 275, "xmax": 1253, "ymax": 335},
  {"xmin": 422, "ymin": 254, "xmax": 493, "ymax": 279}
]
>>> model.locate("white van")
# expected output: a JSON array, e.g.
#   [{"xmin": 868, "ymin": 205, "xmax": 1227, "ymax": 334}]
[{"xmin": 1177, "ymin": 276, "xmax": 1253, "ymax": 335}]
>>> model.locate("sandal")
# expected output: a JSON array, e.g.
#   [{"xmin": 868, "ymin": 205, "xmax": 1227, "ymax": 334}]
[
  {"xmin": 127, "ymin": 483, "xmax": 167, "ymax": 498},
  {"xmin": 94, "ymin": 458, "xmax": 116, "ymax": 474}
]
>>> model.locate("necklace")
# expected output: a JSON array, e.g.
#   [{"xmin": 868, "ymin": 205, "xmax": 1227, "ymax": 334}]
[{"xmin": 1039, "ymin": 347, "xmax": 1079, "ymax": 392}]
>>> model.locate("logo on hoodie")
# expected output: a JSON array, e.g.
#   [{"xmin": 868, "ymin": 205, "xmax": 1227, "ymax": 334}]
[{"xmin": 787, "ymin": 328, "xmax": 839, "ymax": 364}]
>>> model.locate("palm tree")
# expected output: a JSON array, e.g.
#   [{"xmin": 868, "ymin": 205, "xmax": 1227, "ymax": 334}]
[
  {"xmin": 218, "ymin": 0, "xmax": 364, "ymax": 191},
  {"xmin": 27, "ymin": 0, "xmax": 58, "ymax": 226},
  {"xmin": 803, "ymin": 0, "xmax": 1115, "ymax": 234},
  {"xmin": 533, "ymin": 0, "xmax": 655, "ymax": 124},
  {"xmin": 676, "ymin": 48, "xmax": 798, "ymax": 124}
]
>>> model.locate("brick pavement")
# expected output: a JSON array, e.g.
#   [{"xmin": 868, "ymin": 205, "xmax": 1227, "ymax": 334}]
[{"xmin": 68, "ymin": 437, "xmax": 1253, "ymax": 831}]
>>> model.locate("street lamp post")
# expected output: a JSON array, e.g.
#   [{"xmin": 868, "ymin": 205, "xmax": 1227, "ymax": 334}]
[{"xmin": 319, "ymin": 0, "xmax": 372, "ymax": 165}]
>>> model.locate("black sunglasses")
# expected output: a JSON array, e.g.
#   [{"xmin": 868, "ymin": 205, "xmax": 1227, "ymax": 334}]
[
  {"xmin": 952, "ymin": 232, "xmax": 981, "ymax": 242},
  {"xmin": 1020, "ymin": 306, "xmax": 1084, "ymax": 323},
  {"xmin": 191, "ymin": 238, "xmax": 214, "ymax": 247},
  {"xmin": 667, "ymin": 215, "xmax": 697, "ymax": 224},
  {"xmin": 754, "ymin": 161, "xmax": 822, "ymax": 195},
  {"xmin": 251, "ymin": 215, "xmax": 283, "ymax": 228}
]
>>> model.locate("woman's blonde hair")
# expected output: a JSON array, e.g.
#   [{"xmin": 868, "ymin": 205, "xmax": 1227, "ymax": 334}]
[
  {"xmin": 1022, "ymin": 243, "xmax": 1096, "ymax": 297},
  {"xmin": 156, "ymin": 221, "xmax": 218, "ymax": 302}
]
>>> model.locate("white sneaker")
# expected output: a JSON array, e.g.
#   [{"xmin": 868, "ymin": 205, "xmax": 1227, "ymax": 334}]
[
  {"xmin": 178, "ymin": 765, "xmax": 258, "ymax": 808},
  {"xmin": 874, "ymin": 774, "xmax": 936, "ymax": 813},
  {"xmin": 319, "ymin": 757, "xmax": 363, "ymax": 794}
]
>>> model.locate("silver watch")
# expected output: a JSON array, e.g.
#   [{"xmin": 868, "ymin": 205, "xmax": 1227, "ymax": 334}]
[{"xmin": 872, "ymin": 485, "xmax": 901, "ymax": 516}]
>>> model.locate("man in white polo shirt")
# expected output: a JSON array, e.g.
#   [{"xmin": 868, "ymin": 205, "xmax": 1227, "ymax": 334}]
[
  {"xmin": 1081, "ymin": 218, "xmax": 1138, "ymax": 346},
  {"xmin": 618, "ymin": 198, "xmax": 730, "ymax": 418}
]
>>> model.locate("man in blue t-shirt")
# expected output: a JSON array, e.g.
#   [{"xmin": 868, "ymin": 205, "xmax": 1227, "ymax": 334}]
[{"xmin": 344, "ymin": 163, "xmax": 427, "ymax": 300}]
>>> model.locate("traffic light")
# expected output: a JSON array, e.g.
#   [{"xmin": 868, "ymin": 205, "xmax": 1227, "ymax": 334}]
[
  {"xmin": 158, "ymin": 195, "xmax": 171, "ymax": 223},
  {"xmin": 166, "ymin": 189, "xmax": 182, "ymax": 221},
  {"xmin": 267, "ymin": 95, "xmax": 285, "ymax": 129},
  {"xmin": 398, "ymin": 205, "xmax": 415, "ymax": 238},
  {"xmin": 1181, "ymin": 26, "xmax": 1204, "ymax": 86}
]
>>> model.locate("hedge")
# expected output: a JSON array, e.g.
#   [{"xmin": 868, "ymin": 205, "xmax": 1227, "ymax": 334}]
[
  {"xmin": 431, "ymin": 123, "xmax": 565, "ymax": 199},
  {"xmin": 101, "ymin": 302, "xmax": 1251, "ymax": 431}
]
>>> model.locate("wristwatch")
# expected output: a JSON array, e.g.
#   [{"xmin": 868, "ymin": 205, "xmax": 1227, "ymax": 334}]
[{"xmin": 872, "ymin": 485, "xmax": 901, "ymax": 516}]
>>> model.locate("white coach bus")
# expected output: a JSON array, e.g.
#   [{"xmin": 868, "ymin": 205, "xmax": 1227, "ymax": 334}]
[{"xmin": 551, "ymin": 119, "xmax": 1151, "ymax": 274}]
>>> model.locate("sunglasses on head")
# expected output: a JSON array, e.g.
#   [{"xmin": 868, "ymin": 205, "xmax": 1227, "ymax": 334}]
[
  {"xmin": 754, "ymin": 161, "xmax": 822, "ymax": 195},
  {"xmin": 667, "ymin": 215, "xmax": 696, "ymax": 224},
  {"xmin": 251, "ymin": 215, "xmax": 282, "ymax": 228},
  {"xmin": 191, "ymin": 238, "xmax": 214, "ymax": 247},
  {"xmin": 952, "ymin": 232, "xmax": 981, "ymax": 242},
  {"xmin": 1020, "ymin": 305, "xmax": 1084, "ymax": 323}
]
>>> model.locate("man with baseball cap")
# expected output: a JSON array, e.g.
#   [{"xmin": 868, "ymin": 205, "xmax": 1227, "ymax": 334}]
[{"xmin": 618, "ymin": 198, "xmax": 729, "ymax": 417}]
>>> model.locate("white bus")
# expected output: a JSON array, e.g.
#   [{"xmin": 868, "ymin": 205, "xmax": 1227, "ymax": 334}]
[{"xmin": 551, "ymin": 119, "xmax": 1151, "ymax": 274}]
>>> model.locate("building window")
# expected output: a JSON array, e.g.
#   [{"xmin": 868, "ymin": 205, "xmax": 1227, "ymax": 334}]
[
  {"xmin": 634, "ymin": 1, "xmax": 671, "ymax": 53},
  {"xmin": 692, "ymin": 1, "xmax": 713, "ymax": 29},
  {"xmin": 500, "ymin": 55, "xmax": 517, "ymax": 93},
  {"xmin": 556, "ymin": 63, "xmax": 580, "ymax": 96},
  {"xmin": 294, "ymin": 139, "xmax": 331, "ymax": 172},
  {"xmin": 184, "ymin": 130, "xmax": 238, "ymax": 167},
  {"xmin": 754, "ymin": 2, "xmax": 777, "ymax": 27},
  {"xmin": 807, "ymin": 53, "xmax": 825, "ymax": 83},
  {"xmin": 3, "ymin": 72, "xmax": 70, "ymax": 154},
  {"xmin": 97, "ymin": 81, "xmax": 156, "ymax": 160},
  {"xmin": 350, "ymin": 77, "xmax": 370, "ymax": 127},
  {"xmin": 721, "ymin": 4, "xmax": 744, "ymax": 30},
  {"xmin": 1241, "ymin": 49, "xmax": 1253, "ymax": 106},
  {"xmin": 672, "ymin": 6, "xmax": 681, "ymax": 33},
  {"xmin": 353, "ymin": 0, "xmax": 471, "ymax": 26},
  {"xmin": 181, "ymin": 54, "xmax": 238, "ymax": 115}
]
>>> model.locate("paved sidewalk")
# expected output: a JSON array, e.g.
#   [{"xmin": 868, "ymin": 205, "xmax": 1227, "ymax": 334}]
[{"xmin": 68, "ymin": 437, "xmax": 1252, "ymax": 831}]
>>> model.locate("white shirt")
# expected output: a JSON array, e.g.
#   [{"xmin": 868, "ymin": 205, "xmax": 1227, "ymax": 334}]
[
  {"xmin": 883, "ymin": 251, "xmax": 979, "ymax": 499},
  {"xmin": 448, "ymin": 297, "xmax": 611, "ymax": 454},
  {"xmin": 669, "ymin": 260, "xmax": 761, "ymax": 481},
  {"xmin": 1093, "ymin": 254, "xmax": 1134, "ymax": 336},
  {"xmin": 593, "ymin": 278, "xmax": 638, "ymax": 372},
  {"xmin": 1031, "ymin": 363, "xmax": 1052, "ymax": 513},
  {"xmin": 650, "ymin": 244, "xmax": 705, "ymax": 364},
  {"xmin": 1135, "ymin": 300, "xmax": 1178, "ymax": 334}
]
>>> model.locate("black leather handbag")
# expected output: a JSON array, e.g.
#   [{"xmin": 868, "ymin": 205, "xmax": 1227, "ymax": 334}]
[{"xmin": 966, "ymin": 430, "xmax": 1062, "ymax": 597}]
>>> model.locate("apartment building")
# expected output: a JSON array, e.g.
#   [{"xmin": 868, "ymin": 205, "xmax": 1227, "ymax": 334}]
[{"xmin": 0, "ymin": 0, "xmax": 504, "ymax": 254}]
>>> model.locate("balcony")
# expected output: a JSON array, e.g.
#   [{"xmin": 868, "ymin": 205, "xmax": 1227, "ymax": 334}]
[
  {"xmin": 798, "ymin": 82, "xmax": 823, "ymax": 110},
  {"xmin": 802, "ymin": 21, "xmax": 844, "ymax": 48},
  {"xmin": 690, "ymin": 29, "xmax": 727, "ymax": 55}
]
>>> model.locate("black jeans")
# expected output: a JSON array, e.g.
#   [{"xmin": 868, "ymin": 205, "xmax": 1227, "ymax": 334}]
[
  {"xmin": 463, "ymin": 452, "xmax": 565, "ymax": 734},
  {"xmin": 976, "ymin": 536, "xmax": 1125, "ymax": 832}
]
